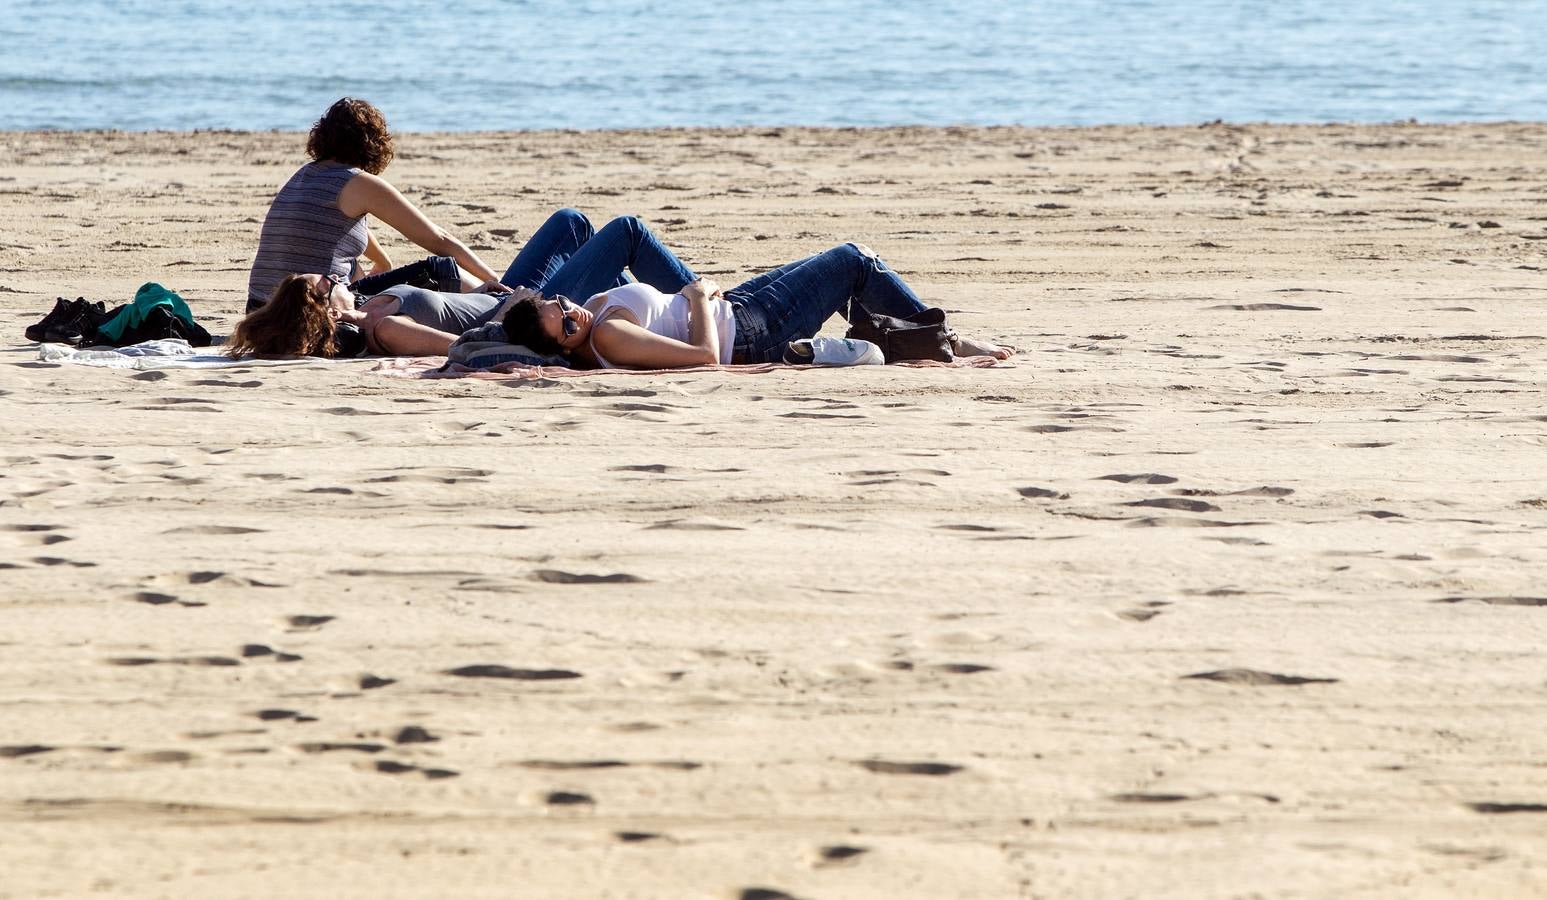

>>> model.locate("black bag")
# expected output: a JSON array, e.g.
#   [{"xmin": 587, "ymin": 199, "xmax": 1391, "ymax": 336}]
[
  {"xmin": 103, "ymin": 304, "xmax": 213, "ymax": 347},
  {"xmin": 844, "ymin": 306, "xmax": 954, "ymax": 363}
]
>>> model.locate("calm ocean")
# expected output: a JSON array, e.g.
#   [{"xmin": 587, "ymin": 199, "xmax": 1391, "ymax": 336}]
[{"xmin": 2, "ymin": 0, "xmax": 1544, "ymax": 131}]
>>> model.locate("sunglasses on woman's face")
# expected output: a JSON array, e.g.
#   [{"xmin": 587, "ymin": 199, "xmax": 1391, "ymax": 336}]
[{"xmin": 554, "ymin": 296, "xmax": 580, "ymax": 337}]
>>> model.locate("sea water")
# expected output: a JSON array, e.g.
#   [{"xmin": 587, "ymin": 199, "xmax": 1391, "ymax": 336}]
[{"xmin": 2, "ymin": 0, "xmax": 1544, "ymax": 131}]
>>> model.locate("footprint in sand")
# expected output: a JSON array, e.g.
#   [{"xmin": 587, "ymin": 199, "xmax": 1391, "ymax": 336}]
[
  {"xmin": 544, "ymin": 791, "xmax": 595, "ymax": 806},
  {"xmin": 645, "ymin": 519, "xmax": 744, "ymax": 531},
  {"xmin": 31, "ymin": 557, "xmax": 96, "ymax": 568},
  {"xmin": 241, "ymin": 644, "xmax": 302, "ymax": 662},
  {"xmin": 845, "ymin": 467, "xmax": 949, "ymax": 487},
  {"xmin": 393, "ymin": 726, "xmax": 439, "ymax": 744},
  {"xmin": 365, "ymin": 472, "xmax": 492, "ymax": 485},
  {"xmin": 0, "ymin": 744, "xmax": 55, "ymax": 758},
  {"xmin": 150, "ymin": 570, "xmax": 281, "ymax": 588},
  {"xmin": 162, "ymin": 525, "xmax": 266, "ymax": 536},
  {"xmin": 367, "ymin": 760, "xmax": 458, "ymax": 779},
  {"xmin": 856, "ymin": 760, "xmax": 963, "ymax": 776},
  {"xmin": 105, "ymin": 655, "xmax": 242, "ymax": 667},
  {"xmin": 254, "ymin": 709, "xmax": 316, "ymax": 722},
  {"xmin": 318, "ymin": 406, "xmax": 391, "ymax": 416},
  {"xmin": 1098, "ymin": 473, "xmax": 1178, "ymax": 485},
  {"xmin": 1183, "ymin": 668, "xmax": 1338, "ymax": 686},
  {"xmin": 445, "ymin": 664, "xmax": 582, "ymax": 680},
  {"xmin": 298, "ymin": 741, "xmax": 386, "ymax": 754},
  {"xmin": 1018, "ymin": 487, "xmax": 1069, "ymax": 499},
  {"xmin": 1127, "ymin": 517, "xmax": 1257, "ymax": 529},
  {"xmin": 1111, "ymin": 792, "xmax": 1201, "ymax": 804},
  {"xmin": 282, "ymin": 615, "xmax": 335, "ymax": 632},
  {"xmin": 1173, "ymin": 486, "xmax": 1293, "ymax": 498},
  {"xmin": 614, "ymin": 831, "xmax": 663, "ymax": 843},
  {"xmin": 123, "ymin": 750, "xmax": 197, "ymax": 766},
  {"xmin": 739, "ymin": 889, "xmax": 805, "ymax": 900},
  {"xmin": 1434, "ymin": 596, "xmax": 1547, "ymax": 607},
  {"xmin": 1124, "ymin": 498, "xmax": 1221, "ymax": 513},
  {"xmin": 0, "ymin": 524, "xmax": 70, "ymax": 547},
  {"xmin": 529, "ymin": 569, "xmax": 645, "ymax": 584},
  {"xmin": 190, "ymin": 379, "xmax": 264, "ymax": 388},
  {"xmin": 1467, "ymin": 802, "xmax": 1547, "ymax": 814},
  {"xmin": 130, "ymin": 591, "xmax": 207, "ymax": 608},
  {"xmin": 814, "ymin": 845, "xmax": 870, "ymax": 867},
  {"xmin": 1207, "ymin": 303, "xmax": 1320, "ymax": 311}
]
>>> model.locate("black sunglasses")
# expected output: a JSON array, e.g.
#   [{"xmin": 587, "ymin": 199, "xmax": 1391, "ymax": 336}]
[{"xmin": 555, "ymin": 296, "xmax": 579, "ymax": 337}]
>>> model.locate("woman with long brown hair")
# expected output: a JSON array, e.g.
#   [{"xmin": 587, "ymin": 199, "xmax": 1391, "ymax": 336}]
[{"xmin": 229, "ymin": 215, "xmax": 702, "ymax": 358}]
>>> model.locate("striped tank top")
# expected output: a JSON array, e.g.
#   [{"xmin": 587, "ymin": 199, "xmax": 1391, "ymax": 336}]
[{"xmin": 246, "ymin": 161, "xmax": 367, "ymax": 308}]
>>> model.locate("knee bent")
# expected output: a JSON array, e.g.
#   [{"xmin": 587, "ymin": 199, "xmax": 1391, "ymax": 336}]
[{"xmin": 549, "ymin": 207, "xmax": 593, "ymax": 234}]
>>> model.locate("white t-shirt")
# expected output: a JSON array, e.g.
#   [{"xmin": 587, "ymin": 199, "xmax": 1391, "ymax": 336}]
[{"xmin": 587, "ymin": 283, "xmax": 736, "ymax": 367}]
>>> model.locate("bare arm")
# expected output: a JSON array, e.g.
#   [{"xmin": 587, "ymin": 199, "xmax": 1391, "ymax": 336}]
[
  {"xmin": 682, "ymin": 278, "xmax": 721, "ymax": 364},
  {"xmin": 337, "ymin": 172, "xmax": 504, "ymax": 286},
  {"xmin": 588, "ymin": 280, "xmax": 723, "ymax": 369},
  {"xmin": 361, "ymin": 227, "xmax": 392, "ymax": 275},
  {"xmin": 364, "ymin": 315, "xmax": 460, "ymax": 357}
]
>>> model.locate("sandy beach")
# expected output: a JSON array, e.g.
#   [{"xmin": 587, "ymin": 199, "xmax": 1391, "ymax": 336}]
[{"xmin": 2, "ymin": 123, "xmax": 1546, "ymax": 898}]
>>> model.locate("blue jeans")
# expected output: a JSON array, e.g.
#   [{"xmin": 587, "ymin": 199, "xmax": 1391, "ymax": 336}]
[
  {"xmin": 349, "ymin": 254, "xmax": 461, "ymax": 299},
  {"xmin": 727, "ymin": 243, "xmax": 928, "ymax": 363},
  {"xmin": 501, "ymin": 210, "xmax": 697, "ymax": 300}
]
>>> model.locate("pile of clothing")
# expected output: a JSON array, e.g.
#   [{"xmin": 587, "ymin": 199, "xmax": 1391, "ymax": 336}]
[{"xmin": 24, "ymin": 283, "xmax": 212, "ymax": 348}]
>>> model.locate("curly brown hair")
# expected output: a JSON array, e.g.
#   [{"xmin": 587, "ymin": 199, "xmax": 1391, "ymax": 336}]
[
  {"xmin": 227, "ymin": 275, "xmax": 338, "ymax": 358},
  {"xmin": 305, "ymin": 97, "xmax": 394, "ymax": 174}
]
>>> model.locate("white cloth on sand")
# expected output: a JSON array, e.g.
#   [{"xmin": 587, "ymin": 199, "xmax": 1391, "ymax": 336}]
[{"xmin": 36, "ymin": 339, "xmax": 360, "ymax": 370}]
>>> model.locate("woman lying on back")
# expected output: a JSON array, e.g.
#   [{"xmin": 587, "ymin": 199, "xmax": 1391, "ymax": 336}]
[
  {"xmin": 500, "ymin": 223, "xmax": 1012, "ymax": 368},
  {"xmin": 228, "ymin": 215, "xmax": 697, "ymax": 358}
]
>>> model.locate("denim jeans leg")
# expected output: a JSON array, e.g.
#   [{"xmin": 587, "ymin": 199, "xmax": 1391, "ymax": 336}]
[
  {"xmin": 350, "ymin": 255, "xmax": 461, "ymax": 296},
  {"xmin": 728, "ymin": 243, "xmax": 928, "ymax": 359},
  {"xmin": 500, "ymin": 208, "xmax": 595, "ymax": 289},
  {"xmin": 540, "ymin": 216, "xmax": 698, "ymax": 301}
]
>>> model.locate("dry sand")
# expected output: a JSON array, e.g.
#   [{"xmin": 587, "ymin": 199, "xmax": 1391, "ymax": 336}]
[{"xmin": 2, "ymin": 123, "xmax": 1546, "ymax": 899}]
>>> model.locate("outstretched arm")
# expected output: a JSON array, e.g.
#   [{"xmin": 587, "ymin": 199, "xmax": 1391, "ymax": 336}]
[
  {"xmin": 338, "ymin": 173, "xmax": 504, "ymax": 288},
  {"xmin": 364, "ymin": 315, "xmax": 460, "ymax": 357}
]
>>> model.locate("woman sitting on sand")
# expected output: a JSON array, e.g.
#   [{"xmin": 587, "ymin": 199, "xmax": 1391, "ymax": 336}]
[
  {"xmin": 247, "ymin": 97, "xmax": 608, "ymax": 313},
  {"xmin": 500, "ymin": 223, "xmax": 1013, "ymax": 368},
  {"xmin": 228, "ymin": 215, "xmax": 698, "ymax": 358}
]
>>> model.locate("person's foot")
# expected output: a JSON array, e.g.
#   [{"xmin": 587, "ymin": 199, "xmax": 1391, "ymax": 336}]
[{"xmin": 950, "ymin": 333, "xmax": 1014, "ymax": 360}]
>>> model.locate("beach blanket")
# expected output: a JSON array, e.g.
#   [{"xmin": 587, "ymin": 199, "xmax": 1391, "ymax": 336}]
[
  {"xmin": 373, "ymin": 355, "xmax": 1002, "ymax": 380},
  {"xmin": 36, "ymin": 339, "xmax": 358, "ymax": 370}
]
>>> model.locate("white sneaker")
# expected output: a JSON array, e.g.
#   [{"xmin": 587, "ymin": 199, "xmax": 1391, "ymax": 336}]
[{"xmin": 784, "ymin": 337, "xmax": 885, "ymax": 366}]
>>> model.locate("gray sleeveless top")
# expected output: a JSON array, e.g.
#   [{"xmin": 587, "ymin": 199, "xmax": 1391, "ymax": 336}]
[
  {"xmin": 379, "ymin": 285, "xmax": 505, "ymax": 335},
  {"xmin": 247, "ymin": 162, "xmax": 367, "ymax": 306}
]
